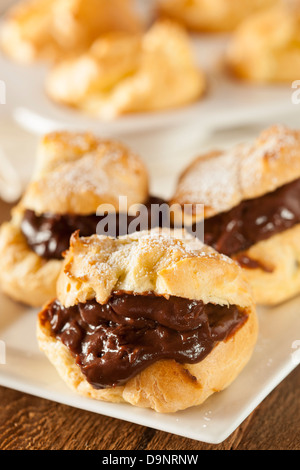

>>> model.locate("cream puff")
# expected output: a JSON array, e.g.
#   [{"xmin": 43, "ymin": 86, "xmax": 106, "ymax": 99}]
[
  {"xmin": 37, "ymin": 228, "xmax": 257, "ymax": 413},
  {"xmin": 0, "ymin": 0, "xmax": 142, "ymax": 64},
  {"xmin": 0, "ymin": 131, "xmax": 149, "ymax": 307},
  {"xmin": 170, "ymin": 125, "xmax": 300, "ymax": 306},
  {"xmin": 45, "ymin": 21, "xmax": 206, "ymax": 119},
  {"xmin": 226, "ymin": 2, "xmax": 300, "ymax": 82},
  {"xmin": 157, "ymin": 0, "xmax": 279, "ymax": 33}
]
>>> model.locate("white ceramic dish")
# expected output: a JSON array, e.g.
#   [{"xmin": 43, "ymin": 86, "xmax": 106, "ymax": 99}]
[
  {"xmin": 0, "ymin": 286, "xmax": 299, "ymax": 444},
  {"xmin": 0, "ymin": 34, "xmax": 296, "ymax": 139}
]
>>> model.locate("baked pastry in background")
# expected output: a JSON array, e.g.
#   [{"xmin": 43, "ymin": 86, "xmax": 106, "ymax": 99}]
[
  {"xmin": 226, "ymin": 2, "xmax": 300, "ymax": 82},
  {"xmin": 37, "ymin": 228, "xmax": 257, "ymax": 413},
  {"xmin": 0, "ymin": 131, "xmax": 149, "ymax": 307},
  {"xmin": 170, "ymin": 125, "xmax": 300, "ymax": 306},
  {"xmin": 0, "ymin": 0, "xmax": 142, "ymax": 64},
  {"xmin": 45, "ymin": 21, "xmax": 206, "ymax": 119},
  {"xmin": 157, "ymin": 0, "xmax": 278, "ymax": 33}
]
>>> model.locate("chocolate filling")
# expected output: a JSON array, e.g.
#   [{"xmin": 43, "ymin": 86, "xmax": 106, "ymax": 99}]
[
  {"xmin": 21, "ymin": 196, "xmax": 169, "ymax": 260},
  {"xmin": 40, "ymin": 293, "xmax": 247, "ymax": 389},
  {"xmin": 194, "ymin": 177, "xmax": 300, "ymax": 259},
  {"xmin": 234, "ymin": 255, "xmax": 273, "ymax": 273}
]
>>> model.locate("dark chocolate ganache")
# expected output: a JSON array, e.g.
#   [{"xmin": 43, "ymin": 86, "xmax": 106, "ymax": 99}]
[
  {"xmin": 21, "ymin": 197, "xmax": 169, "ymax": 260},
  {"xmin": 40, "ymin": 293, "xmax": 247, "ymax": 389},
  {"xmin": 198, "ymin": 177, "xmax": 300, "ymax": 258}
]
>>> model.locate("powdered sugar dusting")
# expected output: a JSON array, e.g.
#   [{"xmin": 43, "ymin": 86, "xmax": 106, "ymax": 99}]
[
  {"xmin": 29, "ymin": 137, "xmax": 147, "ymax": 212},
  {"xmin": 44, "ymin": 153, "xmax": 110, "ymax": 197},
  {"xmin": 241, "ymin": 124, "xmax": 298, "ymax": 189},
  {"xmin": 177, "ymin": 145, "xmax": 245, "ymax": 214},
  {"xmin": 109, "ymin": 228, "xmax": 233, "ymax": 264},
  {"xmin": 71, "ymin": 229, "xmax": 235, "ymax": 287},
  {"xmin": 176, "ymin": 125, "xmax": 299, "ymax": 215},
  {"xmin": 60, "ymin": 228, "xmax": 243, "ymax": 307}
]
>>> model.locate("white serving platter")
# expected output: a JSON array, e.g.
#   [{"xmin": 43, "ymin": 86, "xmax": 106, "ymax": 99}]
[{"xmin": 0, "ymin": 279, "xmax": 299, "ymax": 444}]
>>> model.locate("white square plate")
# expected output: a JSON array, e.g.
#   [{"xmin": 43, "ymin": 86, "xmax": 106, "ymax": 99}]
[{"xmin": 0, "ymin": 287, "xmax": 299, "ymax": 444}]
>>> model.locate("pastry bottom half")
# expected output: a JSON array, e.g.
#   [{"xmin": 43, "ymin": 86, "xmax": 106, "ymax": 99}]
[
  {"xmin": 0, "ymin": 220, "xmax": 61, "ymax": 307},
  {"xmin": 233, "ymin": 224, "xmax": 300, "ymax": 306},
  {"xmin": 37, "ymin": 301, "xmax": 257, "ymax": 413}
]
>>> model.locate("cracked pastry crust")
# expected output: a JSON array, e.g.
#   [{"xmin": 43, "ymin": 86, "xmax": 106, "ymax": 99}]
[
  {"xmin": 170, "ymin": 125, "xmax": 300, "ymax": 222},
  {"xmin": 170, "ymin": 125, "xmax": 300, "ymax": 305},
  {"xmin": 45, "ymin": 21, "xmax": 206, "ymax": 119},
  {"xmin": 56, "ymin": 229, "xmax": 253, "ymax": 308},
  {"xmin": 0, "ymin": 131, "xmax": 149, "ymax": 307},
  {"xmin": 226, "ymin": 3, "xmax": 300, "ymax": 82},
  {"xmin": 157, "ymin": 0, "xmax": 278, "ymax": 33},
  {"xmin": 0, "ymin": 0, "xmax": 142, "ymax": 64},
  {"xmin": 37, "ymin": 229, "xmax": 258, "ymax": 413}
]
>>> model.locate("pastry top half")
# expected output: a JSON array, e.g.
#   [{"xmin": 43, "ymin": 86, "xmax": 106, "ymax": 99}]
[
  {"xmin": 171, "ymin": 125, "xmax": 300, "ymax": 221},
  {"xmin": 157, "ymin": 0, "xmax": 279, "ymax": 33},
  {"xmin": 20, "ymin": 131, "xmax": 149, "ymax": 216},
  {"xmin": 226, "ymin": 2, "xmax": 300, "ymax": 82},
  {"xmin": 0, "ymin": 0, "xmax": 142, "ymax": 64},
  {"xmin": 45, "ymin": 21, "xmax": 206, "ymax": 119},
  {"xmin": 57, "ymin": 228, "xmax": 254, "ymax": 310}
]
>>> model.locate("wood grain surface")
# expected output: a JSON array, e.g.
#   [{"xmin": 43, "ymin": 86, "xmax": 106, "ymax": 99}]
[{"xmin": 0, "ymin": 365, "xmax": 299, "ymax": 450}]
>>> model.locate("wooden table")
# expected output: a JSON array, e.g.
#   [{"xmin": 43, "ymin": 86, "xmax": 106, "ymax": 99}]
[{"xmin": 0, "ymin": 365, "xmax": 299, "ymax": 450}]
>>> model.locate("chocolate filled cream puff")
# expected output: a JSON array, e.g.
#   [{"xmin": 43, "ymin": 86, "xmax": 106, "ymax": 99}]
[
  {"xmin": 37, "ymin": 228, "xmax": 257, "ymax": 413},
  {"xmin": 0, "ymin": 131, "xmax": 150, "ymax": 307},
  {"xmin": 45, "ymin": 21, "xmax": 206, "ymax": 119},
  {"xmin": 0, "ymin": 0, "xmax": 142, "ymax": 64},
  {"xmin": 157, "ymin": 0, "xmax": 278, "ymax": 33},
  {"xmin": 226, "ymin": 2, "xmax": 300, "ymax": 83},
  {"xmin": 170, "ymin": 125, "xmax": 300, "ymax": 306}
]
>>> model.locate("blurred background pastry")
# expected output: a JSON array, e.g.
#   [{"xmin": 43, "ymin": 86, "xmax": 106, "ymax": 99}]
[
  {"xmin": 0, "ymin": 0, "xmax": 143, "ymax": 64},
  {"xmin": 170, "ymin": 125, "xmax": 300, "ymax": 306},
  {"xmin": 226, "ymin": 0, "xmax": 300, "ymax": 82},
  {"xmin": 0, "ymin": 131, "xmax": 149, "ymax": 306},
  {"xmin": 45, "ymin": 21, "xmax": 206, "ymax": 119},
  {"xmin": 157, "ymin": 0, "xmax": 279, "ymax": 33}
]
